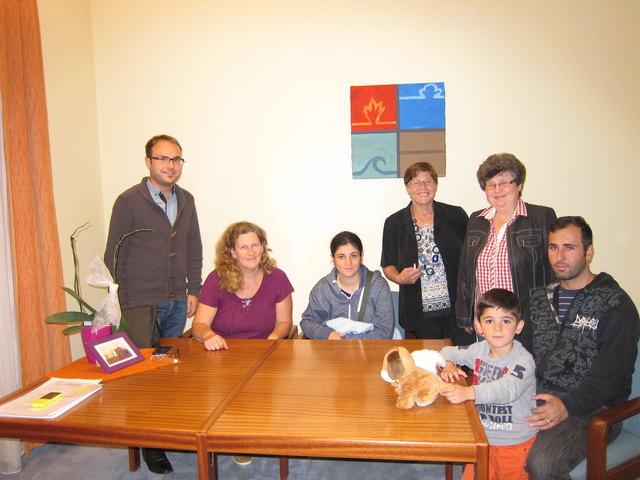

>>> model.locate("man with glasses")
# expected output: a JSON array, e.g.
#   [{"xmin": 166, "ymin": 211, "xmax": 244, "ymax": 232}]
[{"xmin": 104, "ymin": 134, "xmax": 202, "ymax": 474}]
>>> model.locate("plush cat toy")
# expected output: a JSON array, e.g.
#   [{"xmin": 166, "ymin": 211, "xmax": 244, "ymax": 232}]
[{"xmin": 380, "ymin": 347, "xmax": 445, "ymax": 409}]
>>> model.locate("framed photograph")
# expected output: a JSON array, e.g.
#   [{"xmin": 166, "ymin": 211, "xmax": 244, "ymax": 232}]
[{"xmin": 84, "ymin": 332, "xmax": 145, "ymax": 373}]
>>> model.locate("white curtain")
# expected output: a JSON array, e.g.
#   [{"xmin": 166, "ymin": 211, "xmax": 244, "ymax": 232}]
[{"xmin": 0, "ymin": 93, "xmax": 23, "ymax": 473}]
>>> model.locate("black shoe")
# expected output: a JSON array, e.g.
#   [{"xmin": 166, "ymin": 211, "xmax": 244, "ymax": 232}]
[{"xmin": 142, "ymin": 448, "xmax": 173, "ymax": 474}]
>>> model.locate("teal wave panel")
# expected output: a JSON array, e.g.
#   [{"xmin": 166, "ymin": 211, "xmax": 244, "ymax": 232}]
[{"xmin": 351, "ymin": 133, "xmax": 398, "ymax": 179}]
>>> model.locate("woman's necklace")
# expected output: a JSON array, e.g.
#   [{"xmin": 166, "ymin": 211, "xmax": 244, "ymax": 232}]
[
  {"xmin": 240, "ymin": 297, "xmax": 253, "ymax": 312},
  {"xmin": 411, "ymin": 204, "xmax": 434, "ymax": 228},
  {"xmin": 238, "ymin": 269, "xmax": 263, "ymax": 313}
]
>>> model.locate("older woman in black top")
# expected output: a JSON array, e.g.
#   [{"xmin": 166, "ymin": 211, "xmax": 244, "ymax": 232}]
[{"xmin": 381, "ymin": 162, "xmax": 471, "ymax": 343}]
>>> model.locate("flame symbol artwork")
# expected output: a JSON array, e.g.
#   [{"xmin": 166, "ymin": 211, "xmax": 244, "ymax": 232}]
[{"xmin": 363, "ymin": 98, "xmax": 386, "ymax": 125}]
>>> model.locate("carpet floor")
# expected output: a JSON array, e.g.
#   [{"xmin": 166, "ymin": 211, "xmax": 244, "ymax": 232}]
[{"xmin": 3, "ymin": 442, "xmax": 464, "ymax": 479}]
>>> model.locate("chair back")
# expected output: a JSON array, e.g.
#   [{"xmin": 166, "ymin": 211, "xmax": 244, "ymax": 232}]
[
  {"xmin": 623, "ymin": 340, "xmax": 640, "ymax": 434},
  {"xmin": 391, "ymin": 290, "xmax": 404, "ymax": 339},
  {"xmin": 568, "ymin": 340, "xmax": 640, "ymax": 480}
]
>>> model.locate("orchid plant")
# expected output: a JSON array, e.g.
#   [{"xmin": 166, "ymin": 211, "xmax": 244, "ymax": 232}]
[{"xmin": 44, "ymin": 223, "xmax": 152, "ymax": 335}]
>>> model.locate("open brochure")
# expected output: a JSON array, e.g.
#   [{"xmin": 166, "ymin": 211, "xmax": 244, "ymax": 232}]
[{"xmin": 0, "ymin": 378, "xmax": 102, "ymax": 419}]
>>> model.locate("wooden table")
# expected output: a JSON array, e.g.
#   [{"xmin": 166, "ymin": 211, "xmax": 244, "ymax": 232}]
[
  {"xmin": 203, "ymin": 339, "xmax": 488, "ymax": 480},
  {"xmin": 0, "ymin": 338, "xmax": 488, "ymax": 480},
  {"xmin": 0, "ymin": 338, "xmax": 277, "ymax": 463}
]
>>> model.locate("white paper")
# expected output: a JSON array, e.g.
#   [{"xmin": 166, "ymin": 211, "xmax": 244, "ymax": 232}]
[
  {"xmin": 0, "ymin": 378, "xmax": 102, "ymax": 419},
  {"xmin": 325, "ymin": 317, "xmax": 374, "ymax": 334}
]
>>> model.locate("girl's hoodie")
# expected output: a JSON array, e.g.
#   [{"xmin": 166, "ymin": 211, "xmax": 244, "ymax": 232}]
[{"xmin": 300, "ymin": 264, "xmax": 394, "ymax": 339}]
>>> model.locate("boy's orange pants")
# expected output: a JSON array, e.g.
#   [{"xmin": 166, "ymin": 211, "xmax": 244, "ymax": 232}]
[{"xmin": 461, "ymin": 434, "xmax": 536, "ymax": 480}]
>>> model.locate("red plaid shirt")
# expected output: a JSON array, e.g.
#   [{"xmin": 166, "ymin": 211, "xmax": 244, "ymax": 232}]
[{"xmin": 474, "ymin": 200, "xmax": 528, "ymax": 319}]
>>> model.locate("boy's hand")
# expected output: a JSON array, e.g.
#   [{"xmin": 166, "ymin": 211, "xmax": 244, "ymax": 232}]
[
  {"xmin": 439, "ymin": 384, "xmax": 475, "ymax": 404},
  {"xmin": 440, "ymin": 361, "xmax": 467, "ymax": 382}
]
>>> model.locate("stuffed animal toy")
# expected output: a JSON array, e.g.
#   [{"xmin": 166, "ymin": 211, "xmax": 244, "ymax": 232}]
[{"xmin": 380, "ymin": 347, "xmax": 445, "ymax": 409}]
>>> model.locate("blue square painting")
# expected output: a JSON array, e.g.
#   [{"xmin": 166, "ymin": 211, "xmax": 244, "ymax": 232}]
[{"xmin": 351, "ymin": 82, "xmax": 446, "ymax": 179}]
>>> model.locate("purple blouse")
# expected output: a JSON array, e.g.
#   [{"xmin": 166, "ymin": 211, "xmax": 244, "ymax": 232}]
[{"xmin": 199, "ymin": 267, "xmax": 294, "ymax": 339}]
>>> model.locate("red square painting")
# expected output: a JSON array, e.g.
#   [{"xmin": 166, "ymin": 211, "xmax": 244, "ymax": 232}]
[{"xmin": 350, "ymin": 85, "xmax": 397, "ymax": 132}]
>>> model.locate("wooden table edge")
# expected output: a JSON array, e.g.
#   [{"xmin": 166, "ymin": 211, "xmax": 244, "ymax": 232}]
[
  {"xmin": 465, "ymin": 396, "xmax": 489, "ymax": 480},
  {"xmin": 195, "ymin": 338, "xmax": 284, "ymax": 480}
]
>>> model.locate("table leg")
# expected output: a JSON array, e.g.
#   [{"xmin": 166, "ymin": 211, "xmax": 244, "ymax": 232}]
[
  {"xmin": 197, "ymin": 433, "xmax": 215, "ymax": 480},
  {"xmin": 445, "ymin": 461, "xmax": 452, "ymax": 480},
  {"xmin": 128, "ymin": 447, "xmax": 140, "ymax": 471},
  {"xmin": 196, "ymin": 451, "xmax": 215, "ymax": 480},
  {"xmin": 475, "ymin": 443, "xmax": 489, "ymax": 480},
  {"xmin": 279, "ymin": 456, "xmax": 288, "ymax": 480}
]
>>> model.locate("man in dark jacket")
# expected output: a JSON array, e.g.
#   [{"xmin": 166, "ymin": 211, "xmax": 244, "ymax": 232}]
[
  {"xmin": 104, "ymin": 134, "xmax": 203, "ymax": 474},
  {"xmin": 525, "ymin": 216, "xmax": 639, "ymax": 479}
]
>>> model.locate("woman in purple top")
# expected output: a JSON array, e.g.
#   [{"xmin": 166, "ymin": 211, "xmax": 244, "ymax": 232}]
[{"xmin": 192, "ymin": 221, "xmax": 293, "ymax": 350}]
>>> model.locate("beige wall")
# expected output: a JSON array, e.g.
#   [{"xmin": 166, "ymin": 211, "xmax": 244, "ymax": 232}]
[
  {"xmin": 39, "ymin": 0, "xmax": 104, "ymax": 358},
  {"xmin": 39, "ymin": 0, "xmax": 640, "ymax": 354}
]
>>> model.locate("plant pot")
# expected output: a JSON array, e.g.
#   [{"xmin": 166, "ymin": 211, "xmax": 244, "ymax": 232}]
[{"xmin": 81, "ymin": 325, "xmax": 113, "ymax": 365}]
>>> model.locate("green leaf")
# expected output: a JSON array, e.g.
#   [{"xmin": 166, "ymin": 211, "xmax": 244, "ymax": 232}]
[
  {"xmin": 113, "ymin": 228, "xmax": 154, "ymax": 284},
  {"xmin": 61, "ymin": 287, "xmax": 96, "ymax": 314},
  {"xmin": 44, "ymin": 311, "xmax": 93, "ymax": 324},
  {"xmin": 117, "ymin": 315, "xmax": 134, "ymax": 339},
  {"xmin": 62, "ymin": 325, "xmax": 85, "ymax": 335}
]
